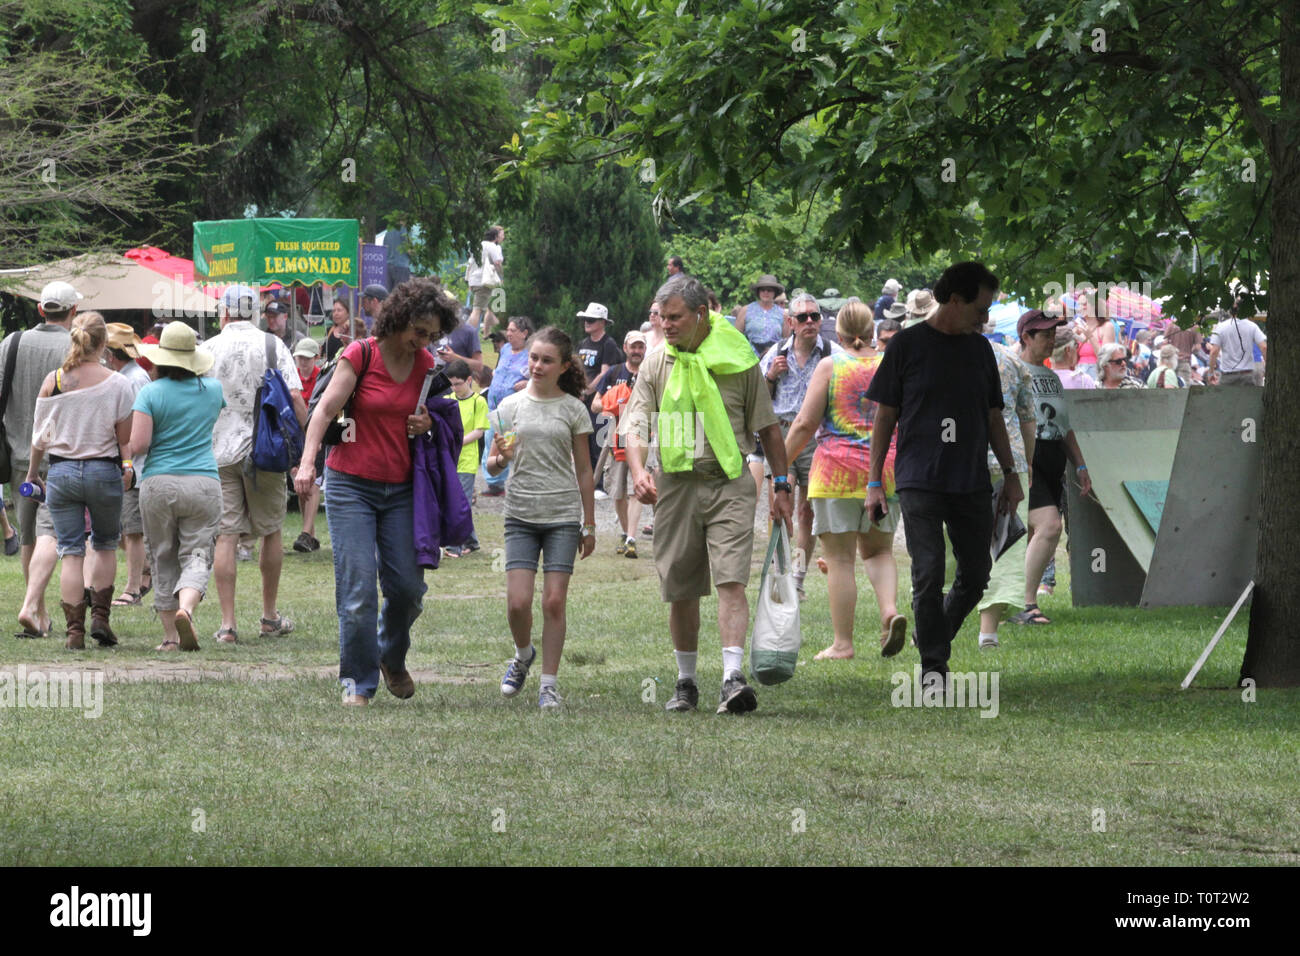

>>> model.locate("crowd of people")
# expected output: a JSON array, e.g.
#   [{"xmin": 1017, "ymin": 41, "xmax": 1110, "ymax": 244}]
[{"xmin": 0, "ymin": 254, "xmax": 1268, "ymax": 711}]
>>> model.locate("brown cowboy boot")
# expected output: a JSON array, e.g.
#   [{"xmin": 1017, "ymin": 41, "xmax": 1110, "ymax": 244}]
[
  {"xmin": 62, "ymin": 600, "xmax": 87, "ymax": 650},
  {"xmin": 89, "ymin": 586, "xmax": 119, "ymax": 647}
]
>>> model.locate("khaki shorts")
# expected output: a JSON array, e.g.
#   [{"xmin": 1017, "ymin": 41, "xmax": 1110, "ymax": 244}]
[
  {"xmin": 121, "ymin": 486, "xmax": 144, "ymax": 536},
  {"xmin": 774, "ymin": 421, "xmax": 815, "ymax": 486},
  {"xmin": 604, "ymin": 457, "xmax": 632, "ymax": 500},
  {"xmin": 219, "ymin": 461, "xmax": 288, "ymax": 538},
  {"xmin": 811, "ymin": 496, "xmax": 899, "ymax": 535},
  {"xmin": 12, "ymin": 459, "xmax": 51, "ymax": 546},
  {"xmin": 33, "ymin": 499, "xmax": 55, "ymax": 542},
  {"xmin": 471, "ymin": 286, "xmax": 492, "ymax": 310},
  {"xmin": 652, "ymin": 468, "xmax": 757, "ymax": 602}
]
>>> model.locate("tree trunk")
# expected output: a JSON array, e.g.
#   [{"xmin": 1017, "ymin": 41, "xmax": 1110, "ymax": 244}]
[{"xmin": 1240, "ymin": 2, "xmax": 1300, "ymax": 687}]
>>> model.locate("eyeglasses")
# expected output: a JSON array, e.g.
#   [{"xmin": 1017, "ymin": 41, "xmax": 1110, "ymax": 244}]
[
  {"xmin": 648, "ymin": 310, "xmax": 660, "ymax": 316},
  {"xmin": 794, "ymin": 311, "xmax": 821, "ymax": 323},
  {"xmin": 1107, "ymin": 358, "xmax": 1126, "ymax": 366}
]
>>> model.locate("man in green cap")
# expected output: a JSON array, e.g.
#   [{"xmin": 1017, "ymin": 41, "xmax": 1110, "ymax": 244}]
[{"xmin": 624, "ymin": 274, "xmax": 793, "ymax": 715}]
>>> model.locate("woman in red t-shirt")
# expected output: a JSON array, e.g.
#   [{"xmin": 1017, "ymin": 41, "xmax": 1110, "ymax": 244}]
[{"xmin": 295, "ymin": 278, "xmax": 456, "ymax": 707}]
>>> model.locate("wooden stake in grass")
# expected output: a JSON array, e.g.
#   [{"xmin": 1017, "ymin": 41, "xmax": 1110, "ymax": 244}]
[{"xmin": 1181, "ymin": 581, "xmax": 1254, "ymax": 690}]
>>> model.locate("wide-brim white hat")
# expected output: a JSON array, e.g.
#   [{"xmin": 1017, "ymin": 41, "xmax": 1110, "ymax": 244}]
[{"xmin": 137, "ymin": 321, "xmax": 214, "ymax": 375}]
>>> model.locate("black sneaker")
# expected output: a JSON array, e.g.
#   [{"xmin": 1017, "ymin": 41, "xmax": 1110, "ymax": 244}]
[
  {"xmin": 717, "ymin": 673, "xmax": 758, "ymax": 714},
  {"xmin": 292, "ymin": 532, "xmax": 314, "ymax": 553},
  {"xmin": 664, "ymin": 678, "xmax": 699, "ymax": 712}
]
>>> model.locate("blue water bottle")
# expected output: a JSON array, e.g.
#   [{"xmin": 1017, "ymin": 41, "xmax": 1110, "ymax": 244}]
[{"xmin": 19, "ymin": 482, "xmax": 45, "ymax": 503}]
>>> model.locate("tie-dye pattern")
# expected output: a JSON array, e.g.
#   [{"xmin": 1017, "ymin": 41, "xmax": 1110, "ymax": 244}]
[{"xmin": 809, "ymin": 351, "xmax": 896, "ymax": 499}]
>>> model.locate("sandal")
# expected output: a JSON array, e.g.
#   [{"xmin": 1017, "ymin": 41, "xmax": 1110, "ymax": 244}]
[
  {"xmin": 175, "ymin": 609, "xmax": 200, "ymax": 652},
  {"xmin": 112, "ymin": 590, "xmax": 143, "ymax": 607},
  {"xmin": 214, "ymin": 627, "xmax": 238, "ymax": 644},
  {"xmin": 260, "ymin": 614, "xmax": 294, "ymax": 637},
  {"xmin": 880, "ymin": 614, "xmax": 908, "ymax": 658},
  {"xmin": 156, "ymin": 639, "xmax": 180, "ymax": 652},
  {"xmin": 1012, "ymin": 604, "xmax": 1052, "ymax": 625}
]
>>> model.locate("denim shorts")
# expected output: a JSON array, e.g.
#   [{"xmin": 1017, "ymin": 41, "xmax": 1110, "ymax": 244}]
[
  {"xmin": 45, "ymin": 458, "xmax": 123, "ymax": 557},
  {"xmin": 503, "ymin": 518, "xmax": 580, "ymax": 574}
]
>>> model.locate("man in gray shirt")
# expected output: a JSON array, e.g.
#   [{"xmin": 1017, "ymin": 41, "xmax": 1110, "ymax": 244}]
[
  {"xmin": 1, "ymin": 281, "xmax": 77, "ymax": 636},
  {"xmin": 1208, "ymin": 309, "xmax": 1267, "ymax": 385},
  {"xmin": 760, "ymin": 290, "xmax": 836, "ymax": 598}
]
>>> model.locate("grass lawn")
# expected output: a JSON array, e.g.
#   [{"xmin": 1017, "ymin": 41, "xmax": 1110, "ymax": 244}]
[{"xmin": 0, "ymin": 501, "xmax": 1295, "ymax": 867}]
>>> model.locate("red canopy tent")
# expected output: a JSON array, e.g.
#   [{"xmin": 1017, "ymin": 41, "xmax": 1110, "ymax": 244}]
[{"xmin": 124, "ymin": 246, "xmax": 196, "ymax": 285}]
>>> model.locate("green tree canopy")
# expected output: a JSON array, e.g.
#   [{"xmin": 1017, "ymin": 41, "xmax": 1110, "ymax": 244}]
[
  {"xmin": 491, "ymin": 0, "xmax": 1276, "ymax": 315},
  {"xmin": 491, "ymin": 0, "xmax": 1299, "ymax": 685},
  {"xmin": 503, "ymin": 163, "xmax": 663, "ymax": 341}
]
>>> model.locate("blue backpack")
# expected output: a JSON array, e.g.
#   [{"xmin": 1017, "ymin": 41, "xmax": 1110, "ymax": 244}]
[{"xmin": 251, "ymin": 333, "xmax": 305, "ymax": 472}]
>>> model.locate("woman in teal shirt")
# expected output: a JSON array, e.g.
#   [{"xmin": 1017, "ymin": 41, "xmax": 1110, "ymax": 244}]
[{"xmin": 128, "ymin": 322, "xmax": 226, "ymax": 652}]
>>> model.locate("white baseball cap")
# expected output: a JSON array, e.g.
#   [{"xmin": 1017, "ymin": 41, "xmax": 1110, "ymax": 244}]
[
  {"xmin": 39, "ymin": 281, "xmax": 82, "ymax": 311},
  {"xmin": 577, "ymin": 302, "xmax": 610, "ymax": 322},
  {"xmin": 221, "ymin": 284, "xmax": 258, "ymax": 316}
]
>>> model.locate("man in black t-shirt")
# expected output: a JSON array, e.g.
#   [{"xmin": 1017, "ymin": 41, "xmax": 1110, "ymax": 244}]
[
  {"xmin": 577, "ymin": 302, "xmax": 623, "ymax": 390},
  {"xmin": 865, "ymin": 262, "xmax": 1024, "ymax": 683},
  {"xmin": 577, "ymin": 302, "xmax": 623, "ymax": 491}
]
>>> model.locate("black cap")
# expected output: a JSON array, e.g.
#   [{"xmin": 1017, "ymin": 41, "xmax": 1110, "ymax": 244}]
[
  {"xmin": 362, "ymin": 284, "xmax": 389, "ymax": 300},
  {"xmin": 264, "ymin": 301, "xmax": 289, "ymax": 315}
]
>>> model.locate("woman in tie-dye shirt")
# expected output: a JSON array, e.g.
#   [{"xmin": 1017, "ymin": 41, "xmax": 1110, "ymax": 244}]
[{"xmin": 784, "ymin": 302, "xmax": 905, "ymax": 661}]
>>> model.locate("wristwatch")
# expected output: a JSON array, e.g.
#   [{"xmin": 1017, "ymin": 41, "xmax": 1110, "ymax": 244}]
[{"xmin": 773, "ymin": 477, "xmax": 792, "ymax": 493}]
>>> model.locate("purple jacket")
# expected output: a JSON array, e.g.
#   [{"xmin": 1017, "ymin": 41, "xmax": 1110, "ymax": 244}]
[{"xmin": 412, "ymin": 395, "xmax": 472, "ymax": 568}]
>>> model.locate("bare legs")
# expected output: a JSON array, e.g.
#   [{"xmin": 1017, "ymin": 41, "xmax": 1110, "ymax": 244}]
[
  {"xmin": 814, "ymin": 528, "xmax": 898, "ymax": 660},
  {"xmin": 300, "ymin": 485, "xmax": 321, "ymax": 538},
  {"xmin": 505, "ymin": 569, "xmax": 571, "ymax": 675},
  {"xmin": 18, "ymin": 536, "xmax": 57, "ymax": 635},
  {"xmin": 669, "ymin": 582, "xmax": 748, "ymax": 653},
  {"xmin": 1024, "ymin": 506, "xmax": 1062, "ymax": 608}
]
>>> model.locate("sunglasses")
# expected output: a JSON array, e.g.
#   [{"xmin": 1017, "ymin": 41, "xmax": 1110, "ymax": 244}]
[
  {"xmin": 794, "ymin": 311, "xmax": 821, "ymax": 323},
  {"xmin": 1107, "ymin": 358, "xmax": 1127, "ymax": 366}
]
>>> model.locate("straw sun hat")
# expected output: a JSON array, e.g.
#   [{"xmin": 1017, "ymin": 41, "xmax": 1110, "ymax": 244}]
[{"xmin": 137, "ymin": 321, "xmax": 214, "ymax": 375}]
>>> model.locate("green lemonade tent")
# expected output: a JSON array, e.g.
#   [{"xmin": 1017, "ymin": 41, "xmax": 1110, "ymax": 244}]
[{"xmin": 192, "ymin": 218, "xmax": 360, "ymax": 287}]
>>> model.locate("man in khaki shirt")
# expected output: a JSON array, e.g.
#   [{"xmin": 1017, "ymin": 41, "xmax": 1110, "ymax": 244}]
[{"xmin": 624, "ymin": 274, "xmax": 793, "ymax": 715}]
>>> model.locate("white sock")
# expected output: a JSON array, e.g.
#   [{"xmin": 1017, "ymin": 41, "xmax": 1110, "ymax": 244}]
[
  {"xmin": 722, "ymin": 646, "xmax": 744, "ymax": 679},
  {"xmin": 515, "ymin": 643, "xmax": 534, "ymax": 662},
  {"xmin": 979, "ymin": 631, "xmax": 998, "ymax": 644},
  {"xmin": 675, "ymin": 651, "xmax": 697, "ymax": 681},
  {"xmin": 625, "ymin": 536, "xmax": 635, "ymax": 545},
  {"xmin": 540, "ymin": 673, "xmax": 557, "ymax": 690}
]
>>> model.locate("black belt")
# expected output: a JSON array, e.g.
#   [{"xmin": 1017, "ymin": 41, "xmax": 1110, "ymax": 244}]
[{"xmin": 49, "ymin": 455, "xmax": 120, "ymax": 466}]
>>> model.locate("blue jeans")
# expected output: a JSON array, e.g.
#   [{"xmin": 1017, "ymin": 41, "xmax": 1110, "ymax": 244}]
[
  {"xmin": 481, "ymin": 421, "xmax": 508, "ymax": 489},
  {"xmin": 503, "ymin": 518, "xmax": 580, "ymax": 574},
  {"xmin": 46, "ymin": 459, "xmax": 123, "ymax": 557},
  {"xmin": 325, "ymin": 468, "xmax": 427, "ymax": 698}
]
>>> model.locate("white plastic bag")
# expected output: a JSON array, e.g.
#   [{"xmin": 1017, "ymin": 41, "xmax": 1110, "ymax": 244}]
[{"xmin": 749, "ymin": 524, "xmax": 802, "ymax": 685}]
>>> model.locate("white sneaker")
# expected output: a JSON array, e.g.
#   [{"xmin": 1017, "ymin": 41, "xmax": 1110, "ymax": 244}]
[
  {"xmin": 594, "ymin": 489, "xmax": 608, "ymax": 500},
  {"xmin": 979, "ymin": 635, "xmax": 1000, "ymax": 650},
  {"xmin": 539, "ymin": 685, "xmax": 563, "ymax": 710}
]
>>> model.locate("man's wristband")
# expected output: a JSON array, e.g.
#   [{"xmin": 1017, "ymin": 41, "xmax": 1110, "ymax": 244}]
[
  {"xmin": 1076, "ymin": 465, "xmax": 1088, "ymax": 472},
  {"xmin": 773, "ymin": 477, "xmax": 792, "ymax": 493},
  {"xmin": 867, "ymin": 480, "xmax": 882, "ymax": 489}
]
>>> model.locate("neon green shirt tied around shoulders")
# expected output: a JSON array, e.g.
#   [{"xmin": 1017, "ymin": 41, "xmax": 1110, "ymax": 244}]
[{"xmin": 661, "ymin": 311, "xmax": 759, "ymax": 479}]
